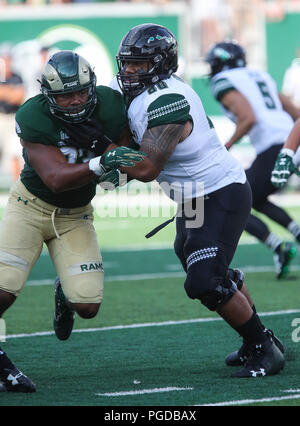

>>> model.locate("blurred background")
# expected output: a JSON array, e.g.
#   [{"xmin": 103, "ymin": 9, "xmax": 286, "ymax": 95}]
[{"xmin": 1, "ymin": 0, "xmax": 300, "ymax": 195}]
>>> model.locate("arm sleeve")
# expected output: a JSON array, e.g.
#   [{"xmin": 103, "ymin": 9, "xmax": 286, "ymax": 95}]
[
  {"xmin": 147, "ymin": 93, "xmax": 191, "ymax": 129},
  {"xmin": 210, "ymin": 77, "xmax": 237, "ymax": 101},
  {"xmin": 15, "ymin": 107, "xmax": 55, "ymax": 145}
]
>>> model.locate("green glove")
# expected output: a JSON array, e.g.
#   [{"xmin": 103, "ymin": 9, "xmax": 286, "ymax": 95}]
[
  {"xmin": 89, "ymin": 146, "xmax": 146, "ymax": 176},
  {"xmin": 98, "ymin": 169, "xmax": 121, "ymax": 190},
  {"xmin": 100, "ymin": 146, "xmax": 146, "ymax": 169},
  {"xmin": 271, "ymin": 149, "xmax": 299, "ymax": 188}
]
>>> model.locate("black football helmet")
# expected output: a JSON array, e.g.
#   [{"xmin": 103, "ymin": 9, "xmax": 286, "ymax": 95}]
[
  {"xmin": 41, "ymin": 50, "xmax": 97, "ymax": 123},
  {"xmin": 205, "ymin": 41, "xmax": 246, "ymax": 78},
  {"xmin": 116, "ymin": 23, "xmax": 178, "ymax": 98}
]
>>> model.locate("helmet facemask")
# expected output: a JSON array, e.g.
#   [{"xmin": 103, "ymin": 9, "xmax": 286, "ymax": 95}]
[{"xmin": 116, "ymin": 56, "xmax": 162, "ymax": 98}]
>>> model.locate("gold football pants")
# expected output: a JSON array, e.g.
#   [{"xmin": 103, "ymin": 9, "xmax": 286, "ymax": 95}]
[{"xmin": 0, "ymin": 179, "xmax": 104, "ymax": 304}]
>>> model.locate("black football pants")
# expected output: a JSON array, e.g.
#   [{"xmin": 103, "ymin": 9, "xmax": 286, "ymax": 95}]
[
  {"xmin": 245, "ymin": 144, "xmax": 294, "ymax": 241},
  {"xmin": 174, "ymin": 181, "xmax": 252, "ymax": 300}
]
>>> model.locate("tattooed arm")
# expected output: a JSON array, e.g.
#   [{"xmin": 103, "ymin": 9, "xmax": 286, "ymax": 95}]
[{"xmin": 121, "ymin": 121, "xmax": 192, "ymax": 182}]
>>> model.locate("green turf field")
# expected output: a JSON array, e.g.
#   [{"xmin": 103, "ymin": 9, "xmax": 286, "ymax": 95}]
[{"xmin": 0, "ymin": 203, "xmax": 300, "ymax": 407}]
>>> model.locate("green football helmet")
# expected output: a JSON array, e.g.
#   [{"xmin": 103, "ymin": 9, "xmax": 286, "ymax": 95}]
[{"xmin": 41, "ymin": 50, "xmax": 97, "ymax": 123}]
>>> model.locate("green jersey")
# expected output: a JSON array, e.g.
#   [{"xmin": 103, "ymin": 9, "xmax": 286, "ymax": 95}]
[{"xmin": 15, "ymin": 86, "xmax": 127, "ymax": 208}]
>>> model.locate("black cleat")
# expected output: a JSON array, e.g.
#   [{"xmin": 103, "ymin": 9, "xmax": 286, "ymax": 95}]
[
  {"xmin": 226, "ymin": 328, "xmax": 285, "ymax": 367},
  {"xmin": 0, "ymin": 366, "xmax": 36, "ymax": 393},
  {"xmin": 231, "ymin": 337, "xmax": 285, "ymax": 378},
  {"xmin": 274, "ymin": 243, "xmax": 296, "ymax": 279},
  {"xmin": 226, "ymin": 340, "xmax": 249, "ymax": 367},
  {"xmin": 53, "ymin": 277, "xmax": 75, "ymax": 341},
  {"xmin": 265, "ymin": 329, "xmax": 285, "ymax": 354}
]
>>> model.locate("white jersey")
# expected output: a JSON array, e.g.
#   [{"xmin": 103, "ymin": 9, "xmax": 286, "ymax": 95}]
[
  {"xmin": 110, "ymin": 75, "xmax": 245, "ymax": 200},
  {"xmin": 210, "ymin": 67, "xmax": 294, "ymax": 155},
  {"xmin": 282, "ymin": 59, "xmax": 300, "ymax": 108}
]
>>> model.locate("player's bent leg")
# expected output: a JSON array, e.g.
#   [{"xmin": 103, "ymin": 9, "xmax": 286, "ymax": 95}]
[
  {"xmin": 53, "ymin": 276, "xmax": 102, "ymax": 340},
  {"xmin": 48, "ymin": 212, "xmax": 104, "ymax": 340},
  {"xmin": 53, "ymin": 277, "xmax": 75, "ymax": 341},
  {"xmin": 0, "ymin": 289, "xmax": 16, "ymax": 316},
  {"xmin": 0, "ymin": 274, "xmax": 38, "ymax": 391},
  {"xmin": 0, "ymin": 290, "xmax": 35, "ymax": 392},
  {"xmin": 225, "ymin": 269, "xmax": 285, "ymax": 366},
  {"xmin": 180, "ymin": 181, "xmax": 285, "ymax": 376},
  {"xmin": 185, "ymin": 266, "xmax": 285, "ymax": 377},
  {"xmin": 71, "ymin": 302, "xmax": 100, "ymax": 319},
  {"xmin": 0, "ymin": 348, "xmax": 36, "ymax": 393},
  {"xmin": 183, "ymin": 258, "xmax": 252, "ymax": 323},
  {"xmin": 183, "ymin": 248, "xmax": 240, "ymax": 312},
  {"xmin": 53, "ymin": 270, "xmax": 103, "ymax": 341},
  {"xmin": 218, "ymin": 292, "xmax": 285, "ymax": 377}
]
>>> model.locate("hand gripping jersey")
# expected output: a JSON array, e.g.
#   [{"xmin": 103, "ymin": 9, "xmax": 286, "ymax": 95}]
[
  {"xmin": 112, "ymin": 75, "xmax": 245, "ymax": 200},
  {"xmin": 15, "ymin": 86, "xmax": 127, "ymax": 208},
  {"xmin": 210, "ymin": 67, "xmax": 294, "ymax": 155}
]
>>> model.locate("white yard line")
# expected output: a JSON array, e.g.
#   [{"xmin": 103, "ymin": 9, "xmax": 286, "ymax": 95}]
[
  {"xmin": 25, "ymin": 264, "xmax": 300, "ymax": 287},
  {"xmin": 197, "ymin": 394, "xmax": 300, "ymax": 406},
  {"xmin": 96, "ymin": 387, "xmax": 193, "ymax": 397},
  {"xmin": 5, "ymin": 308, "xmax": 300, "ymax": 340}
]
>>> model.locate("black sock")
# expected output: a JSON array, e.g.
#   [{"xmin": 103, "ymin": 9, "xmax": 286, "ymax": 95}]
[
  {"xmin": 0, "ymin": 347, "xmax": 15, "ymax": 370},
  {"xmin": 252, "ymin": 305, "xmax": 265, "ymax": 330},
  {"xmin": 235, "ymin": 313, "xmax": 268, "ymax": 344}
]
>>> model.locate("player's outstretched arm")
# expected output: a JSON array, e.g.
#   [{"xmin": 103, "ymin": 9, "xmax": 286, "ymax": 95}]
[
  {"xmin": 220, "ymin": 90, "xmax": 256, "ymax": 150},
  {"xmin": 22, "ymin": 140, "xmax": 145, "ymax": 193},
  {"xmin": 121, "ymin": 121, "xmax": 191, "ymax": 182}
]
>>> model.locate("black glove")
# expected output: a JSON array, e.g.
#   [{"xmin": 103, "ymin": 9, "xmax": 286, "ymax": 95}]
[{"xmin": 63, "ymin": 118, "xmax": 112, "ymax": 156}]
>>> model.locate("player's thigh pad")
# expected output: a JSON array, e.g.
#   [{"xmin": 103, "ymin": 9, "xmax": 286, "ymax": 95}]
[
  {"xmin": 47, "ymin": 217, "xmax": 104, "ymax": 304},
  {"xmin": 0, "ymin": 187, "xmax": 44, "ymax": 296}
]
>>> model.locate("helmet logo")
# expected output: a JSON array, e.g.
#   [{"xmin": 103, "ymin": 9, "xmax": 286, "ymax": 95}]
[
  {"xmin": 64, "ymin": 81, "xmax": 79, "ymax": 88},
  {"xmin": 214, "ymin": 48, "xmax": 231, "ymax": 60},
  {"xmin": 147, "ymin": 35, "xmax": 174, "ymax": 44}
]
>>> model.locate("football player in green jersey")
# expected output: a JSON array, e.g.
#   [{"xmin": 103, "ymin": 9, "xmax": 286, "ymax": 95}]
[{"xmin": 0, "ymin": 50, "xmax": 145, "ymax": 392}]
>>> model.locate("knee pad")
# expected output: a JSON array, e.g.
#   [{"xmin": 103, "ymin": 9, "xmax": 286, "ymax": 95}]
[
  {"xmin": 184, "ymin": 246, "xmax": 231, "ymax": 301},
  {"xmin": 227, "ymin": 268, "xmax": 244, "ymax": 291},
  {"xmin": 200, "ymin": 277, "xmax": 237, "ymax": 311}
]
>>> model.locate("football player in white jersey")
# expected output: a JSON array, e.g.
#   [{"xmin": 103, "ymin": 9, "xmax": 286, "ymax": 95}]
[
  {"xmin": 206, "ymin": 41, "xmax": 300, "ymax": 279},
  {"xmin": 111, "ymin": 24, "xmax": 285, "ymax": 378}
]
